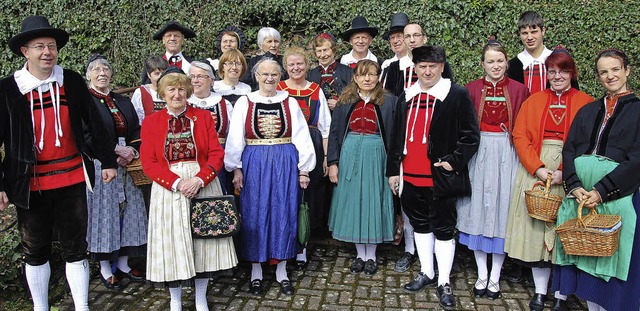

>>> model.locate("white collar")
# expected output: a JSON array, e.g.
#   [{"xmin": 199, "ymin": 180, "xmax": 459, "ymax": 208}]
[
  {"xmin": 405, "ymin": 77, "xmax": 451, "ymax": 102},
  {"xmin": 342, "ymin": 49, "xmax": 377, "ymax": 64},
  {"xmin": 188, "ymin": 92, "xmax": 223, "ymax": 108},
  {"xmin": 247, "ymin": 90, "xmax": 289, "ymax": 103},
  {"xmin": 213, "ymin": 81, "xmax": 251, "ymax": 96},
  {"xmin": 14, "ymin": 63, "xmax": 64, "ymax": 95},
  {"xmin": 517, "ymin": 47, "xmax": 552, "ymax": 69},
  {"xmin": 381, "ymin": 55, "xmax": 399, "ymax": 70},
  {"xmin": 399, "ymin": 55, "xmax": 413, "ymax": 70},
  {"xmin": 165, "ymin": 51, "xmax": 185, "ymax": 59}
]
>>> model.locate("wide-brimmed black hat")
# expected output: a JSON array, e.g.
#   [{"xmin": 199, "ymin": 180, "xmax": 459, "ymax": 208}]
[
  {"xmin": 153, "ymin": 21, "xmax": 196, "ymax": 40},
  {"xmin": 383, "ymin": 12, "xmax": 409, "ymax": 40},
  {"xmin": 8, "ymin": 16, "xmax": 69, "ymax": 56},
  {"xmin": 341, "ymin": 16, "xmax": 378, "ymax": 42},
  {"xmin": 216, "ymin": 26, "xmax": 246, "ymax": 51}
]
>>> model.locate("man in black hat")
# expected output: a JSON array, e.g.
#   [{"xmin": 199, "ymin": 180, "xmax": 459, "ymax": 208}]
[
  {"xmin": 381, "ymin": 12, "xmax": 409, "ymax": 85},
  {"xmin": 141, "ymin": 21, "xmax": 196, "ymax": 84},
  {"xmin": 0, "ymin": 15, "xmax": 117, "ymax": 311},
  {"xmin": 339, "ymin": 16, "xmax": 379, "ymax": 69},
  {"xmin": 387, "ymin": 45, "xmax": 479, "ymax": 311}
]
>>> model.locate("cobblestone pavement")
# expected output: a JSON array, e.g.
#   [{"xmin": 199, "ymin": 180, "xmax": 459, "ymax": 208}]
[{"xmin": 54, "ymin": 239, "xmax": 587, "ymax": 311}]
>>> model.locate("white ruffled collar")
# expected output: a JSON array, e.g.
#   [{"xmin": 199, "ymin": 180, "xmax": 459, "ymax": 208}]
[
  {"xmin": 517, "ymin": 47, "xmax": 552, "ymax": 69},
  {"xmin": 405, "ymin": 77, "xmax": 451, "ymax": 102},
  {"xmin": 213, "ymin": 81, "xmax": 251, "ymax": 96},
  {"xmin": 188, "ymin": 92, "xmax": 223, "ymax": 109},
  {"xmin": 399, "ymin": 55, "xmax": 413, "ymax": 70},
  {"xmin": 14, "ymin": 63, "xmax": 64, "ymax": 95}
]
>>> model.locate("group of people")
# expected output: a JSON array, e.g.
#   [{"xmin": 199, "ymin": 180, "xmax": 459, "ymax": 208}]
[{"xmin": 0, "ymin": 10, "xmax": 637, "ymax": 311}]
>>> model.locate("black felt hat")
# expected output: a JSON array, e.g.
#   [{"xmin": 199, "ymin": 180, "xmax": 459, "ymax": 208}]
[
  {"xmin": 216, "ymin": 26, "xmax": 246, "ymax": 51},
  {"xmin": 341, "ymin": 16, "xmax": 378, "ymax": 42},
  {"xmin": 157, "ymin": 66, "xmax": 187, "ymax": 84},
  {"xmin": 8, "ymin": 16, "xmax": 69, "ymax": 56},
  {"xmin": 383, "ymin": 12, "xmax": 409, "ymax": 40},
  {"xmin": 412, "ymin": 45, "xmax": 446, "ymax": 64},
  {"xmin": 153, "ymin": 21, "xmax": 196, "ymax": 40}
]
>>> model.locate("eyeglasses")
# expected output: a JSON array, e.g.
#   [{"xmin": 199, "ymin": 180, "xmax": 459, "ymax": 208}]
[
  {"xmin": 223, "ymin": 61, "xmax": 243, "ymax": 68},
  {"xmin": 189, "ymin": 74, "xmax": 210, "ymax": 80},
  {"xmin": 547, "ymin": 70, "xmax": 570, "ymax": 77},
  {"xmin": 404, "ymin": 33, "xmax": 424, "ymax": 40},
  {"xmin": 356, "ymin": 72, "xmax": 378, "ymax": 79},
  {"xmin": 91, "ymin": 67, "xmax": 111, "ymax": 73},
  {"xmin": 25, "ymin": 44, "xmax": 57, "ymax": 52},
  {"xmin": 258, "ymin": 72, "xmax": 280, "ymax": 79}
]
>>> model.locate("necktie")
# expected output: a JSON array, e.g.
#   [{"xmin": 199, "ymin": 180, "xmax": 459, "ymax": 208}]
[{"xmin": 169, "ymin": 55, "xmax": 181, "ymax": 66}]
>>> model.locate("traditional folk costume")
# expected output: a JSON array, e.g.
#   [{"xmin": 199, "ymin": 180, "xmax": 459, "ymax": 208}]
[
  {"xmin": 340, "ymin": 50, "xmax": 378, "ymax": 69},
  {"xmin": 307, "ymin": 61, "xmax": 353, "ymax": 107},
  {"xmin": 506, "ymin": 47, "xmax": 552, "ymax": 95},
  {"xmin": 383, "ymin": 55, "xmax": 455, "ymax": 97},
  {"xmin": 224, "ymin": 91, "xmax": 315, "ymax": 262},
  {"xmin": 212, "ymin": 80, "xmax": 251, "ymax": 106},
  {"xmin": 131, "ymin": 84, "xmax": 165, "ymax": 124},
  {"xmin": 141, "ymin": 105, "xmax": 237, "ymax": 287},
  {"xmin": 327, "ymin": 93, "xmax": 397, "ymax": 243},
  {"xmin": 243, "ymin": 52, "xmax": 287, "ymax": 91},
  {"xmin": 86, "ymin": 88, "xmax": 147, "ymax": 265},
  {"xmin": 552, "ymin": 93, "xmax": 640, "ymax": 311},
  {"xmin": 140, "ymin": 21, "xmax": 196, "ymax": 84}
]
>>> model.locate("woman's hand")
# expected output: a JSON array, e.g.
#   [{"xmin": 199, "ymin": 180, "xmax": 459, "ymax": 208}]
[
  {"xmin": 327, "ymin": 98, "xmax": 338, "ymax": 110},
  {"xmin": 388, "ymin": 175, "xmax": 400, "ymax": 196},
  {"xmin": 178, "ymin": 177, "xmax": 202, "ymax": 199},
  {"xmin": 102, "ymin": 168, "xmax": 117, "ymax": 183},
  {"xmin": 535, "ymin": 167, "xmax": 554, "ymax": 181},
  {"xmin": 115, "ymin": 145, "xmax": 135, "ymax": 166},
  {"xmin": 299, "ymin": 171, "xmax": 310, "ymax": 189},
  {"xmin": 323, "ymin": 157, "xmax": 328, "ymax": 177},
  {"xmin": 434, "ymin": 161, "xmax": 453, "ymax": 172},
  {"xmin": 550, "ymin": 170, "xmax": 562, "ymax": 185},
  {"xmin": 328, "ymin": 165, "xmax": 339, "ymax": 184},
  {"xmin": 232, "ymin": 169, "xmax": 243, "ymax": 192}
]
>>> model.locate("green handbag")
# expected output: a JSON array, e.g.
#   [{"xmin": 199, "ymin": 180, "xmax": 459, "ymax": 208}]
[{"xmin": 298, "ymin": 191, "xmax": 310, "ymax": 246}]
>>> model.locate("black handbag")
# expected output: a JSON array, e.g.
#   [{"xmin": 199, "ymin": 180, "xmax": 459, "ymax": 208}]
[
  {"xmin": 190, "ymin": 183, "xmax": 241, "ymax": 238},
  {"xmin": 431, "ymin": 165, "xmax": 471, "ymax": 200}
]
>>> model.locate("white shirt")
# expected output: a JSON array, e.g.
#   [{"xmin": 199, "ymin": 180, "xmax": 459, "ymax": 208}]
[
  {"xmin": 131, "ymin": 85, "xmax": 164, "ymax": 124},
  {"xmin": 340, "ymin": 50, "xmax": 378, "ymax": 67},
  {"xmin": 165, "ymin": 51, "xmax": 191, "ymax": 74}
]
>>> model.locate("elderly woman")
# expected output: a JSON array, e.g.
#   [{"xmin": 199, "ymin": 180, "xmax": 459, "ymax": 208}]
[
  {"xmin": 308, "ymin": 33, "xmax": 353, "ymax": 112},
  {"xmin": 84, "ymin": 54, "xmax": 147, "ymax": 290},
  {"xmin": 503, "ymin": 48, "xmax": 594, "ymax": 311},
  {"xmin": 187, "ymin": 61, "xmax": 233, "ymax": 189},
  {"xmin": 131, "ymin": 55, "xmax": 168, "ymax": 124},
  {"xmin": 225, "ymin": 59, "xmax": 315, "ymax": 296},
  {"xmin": 140, "ymin": 67, "xmax": 237, "ymax": 311},
  {"xmin": 242, "ymin": 27, "xmax": 287, "ymax": 90},
  {"xmin": 552, "ymin": 49, "xmax": 640, "ymax": 311},
  {"xmin": 327, "ymin": 60, "xmax": 396, "ymax": 276},
  {"xmin": 212, "ymin": 49, "xmax": 251, "ymax": 106},
  {"xmin": 277, "ymin": 46, "xmax": 331, "ymax": 270},
  {"xmin": 206, "ymin": 26, "xmax": 246, "ymax": 79},
  {"xmin": 456, "ymin": 40, "xmax": 529, "ymax": 299}
]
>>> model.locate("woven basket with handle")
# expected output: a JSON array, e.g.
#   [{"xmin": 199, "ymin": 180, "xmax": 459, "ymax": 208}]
[
  {"xmin": 525, "ymin": 173, "xmax": 562, "ymax": 222},
  {"xmin": 556, "ymin": 200, "xmax": 622, "ymax": 257},
  {"xmin": 126, "ymin": 158, "xmax": 152, "ymax": 186}
]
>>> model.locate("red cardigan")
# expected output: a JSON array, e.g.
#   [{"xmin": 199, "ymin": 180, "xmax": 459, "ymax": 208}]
[{"xmin": 140, "ymin": 105, "xmax": 224, "ymax": 190}]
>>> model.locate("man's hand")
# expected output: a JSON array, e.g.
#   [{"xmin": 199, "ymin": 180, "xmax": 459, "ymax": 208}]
[
  {"xmin": 434, "ymin": 161, "xmax": 453, "ymax": 172},
  {"xmin": 388, "ymin": 175, "xmax": 400, "ymax": 196},
  {"xmin": 102, "ymin": 168, "xmax": 117, "ymax": 183},
  {"xmin": 0, "ymin": 192, "xmax": 9, "ymax": 211}
]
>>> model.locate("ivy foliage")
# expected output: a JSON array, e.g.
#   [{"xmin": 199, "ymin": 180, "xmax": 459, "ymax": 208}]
[{"xmin": 0, "ymin": 0, "xmax": 637, "ymax": 96}]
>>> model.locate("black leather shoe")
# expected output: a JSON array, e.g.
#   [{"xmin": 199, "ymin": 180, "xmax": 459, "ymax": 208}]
[
  {"xmin": 403, "ymin": 272, "xmax": 436, "ymax": 293},
  {"xmin": 486, "ymin": 280, "xmax": 500, "ymax": 300},
  {"xmin": 394, "ymin": 252, "xmax": 417, "ymax": 272},
  {"xmin": 279, "ymin": 279, "xmax": 294, "ymax": 295},
  {"xmin": 100, "ymin": 274, "xmax": 121, "ymax": 290},
  {"xmin": 437, "ymin": 283, "xmax": 456, "ymax": 311},
  {"xmin": 473, "ymin": 278, "xmax": 487, "ymax": 297},
  {"xmin": 364, "ymin": 259, "xmax": 378, "ymax": 276},
  {"xmin": 295, "ymin": 260, "xmax": 308, "ymax": 271},
  {"xmin": 248, "ymin": 279, "xmax": 262, "ymax": 295},
  {"xmin": 350, "ymin": 258, "xmax": 365, "ymax": 274},
  {"xmin": 507, "ymin": 266, "xmax": 524, "ymax": 283},
  {"xmin": 115, "ymin": 268, "xmax": 145, "ymax": 282},
  {"xmin": 551, "ymin": 298, "xmax": 568, "ymax": 311},
  {"xmin": 529, "ymin": 293, "xmax": 546, "ymax": 311}
]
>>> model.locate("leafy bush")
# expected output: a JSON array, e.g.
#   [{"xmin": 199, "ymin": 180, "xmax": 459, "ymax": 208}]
[{"xmin": 0, "ymin": 226, "xmax": 22, "ymax": 290}]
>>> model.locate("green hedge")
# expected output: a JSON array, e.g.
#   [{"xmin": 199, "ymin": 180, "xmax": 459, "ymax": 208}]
[{"xmin": 0, "ymin": 0, "xmax": 637, "ymax": 97}]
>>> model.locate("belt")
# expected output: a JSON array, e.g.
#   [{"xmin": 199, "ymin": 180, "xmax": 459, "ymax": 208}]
[{"xmin": 245, "ymin": 137, "xmax": 292, "ymax": 145}]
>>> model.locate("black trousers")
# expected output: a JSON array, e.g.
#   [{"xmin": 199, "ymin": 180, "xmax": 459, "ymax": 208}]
[
  {"xmin": 17, "ymin": 182, "xmax": 88, "ymax": 265},
  {"xmin": 400, "ymin": 181, "xmax": 457, "ymax": 240}
]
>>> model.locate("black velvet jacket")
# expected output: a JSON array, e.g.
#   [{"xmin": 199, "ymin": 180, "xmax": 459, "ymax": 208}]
[
  {"xmin": 384, "ymin": 60, "xmax": 455, "ymax": 97},
  {"xmin": 563, "ymin": 93, "xmax": 640, "ymax": 202},
  {"xmin": 387, "ymin": 83, "xmax": 479, "ymax": 179},
  {"xmin": 0, "ymin": 69, "xmax": 117, "ymax": 209},
  {"xmin": 327, "ymin": 93, "xmax": 397, "ymax": 172},
  {"xmin": 89, "ymin": 91, "xmax": 141, "ymax": 151}
]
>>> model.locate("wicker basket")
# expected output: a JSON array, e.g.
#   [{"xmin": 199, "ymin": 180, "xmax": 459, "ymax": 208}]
[
  {"xmin": 126, "ymin": 158, "xmax": 152, "ymax": 186},
  {"xmin": 525, "ymin": 174, "xmax": 562, "ymax": 222},
  {"xmin": 556, "ymin": 200, "xmax": 622, "ymax": 257}
]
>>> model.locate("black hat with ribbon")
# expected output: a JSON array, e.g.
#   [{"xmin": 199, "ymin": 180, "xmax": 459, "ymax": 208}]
[
  {"xmin": 9, "ymin": 15, "xmax": 69, "ymax": 56},
  {"xmin": 157, "ymin": 66, "xmax": 186, "ymax": 84},
  {"xmin": 341, "ymin": 16, "xmax": 378, "ymax": 42},
  {"xmin": 383, "ymin": 12, "xmax": 409, "ymax": 40},
  {"xmin": 153, "ymin": 21, "xmax": 196, "ymax": 40}
]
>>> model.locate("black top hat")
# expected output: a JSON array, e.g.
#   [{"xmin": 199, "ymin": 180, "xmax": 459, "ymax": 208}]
[
  {"xmin": 383, "ymin": 12, "xmax": 409, "ymax": 40},
  {"xmin": 8, "ymin": 16, "xmax": 69, "ymax": 56},
  {"xmin": 217, "ymin": 26, "xmax": 246, "ymax": 51},
  {"xmin": 341, "ymin": 16, "xmax": 378, "ymax": 42},
  {"xmin": 153, "ymin": 21, "xmax": 196, "ymax": 40}
]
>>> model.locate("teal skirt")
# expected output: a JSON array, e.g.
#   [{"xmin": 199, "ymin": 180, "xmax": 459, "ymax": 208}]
[{"xmin": 328, "ymin": 133, "xmax": 394, "ymax": 244}]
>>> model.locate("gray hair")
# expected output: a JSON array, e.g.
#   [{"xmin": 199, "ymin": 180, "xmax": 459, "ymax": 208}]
[
  {"xmin": 189, "ymin": 61, "xmax": 215, "ymax": 79},
  {"xmin": 257, "ymin": 27, "xmax": 281, "ymax": 47},
  {"xmin": 85, "ymin": 58, "xmax": 112, "ymax": 81},
  {"xmin": 252, "ymin": 58, "xmax": 283, "ymax": 78}
]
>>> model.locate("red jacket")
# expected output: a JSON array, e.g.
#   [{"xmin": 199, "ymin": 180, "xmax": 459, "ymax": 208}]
[{"xmin": 140, "ymin": 105, "xmax": 224, "ymax": 190}]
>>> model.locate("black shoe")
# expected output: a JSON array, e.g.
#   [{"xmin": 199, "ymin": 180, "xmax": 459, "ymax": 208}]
[
  {"xmin": 437, "ymin": 283, "xmax": 456, "ymax": 311},
  {"xmin": 100, "ymin": 274, "xmax": 121, "ymax": 290},
  {"xmin": 295, "ymin": 260, "xmax": 308, "ymax": 271},
  {"xmin": 551, "ymin": 298, "xmax": 568, "ymax": 311},
  {"xmin": 249, "ymin": 279, "xmax": 262, "ymax": 295},
  {"xmin": 394, "ymin": 252, "xmax": 417, "ymax": 272},
  {"xmin": 279, "ymin": 279, "xmax": 294, "ymax": 295},
  {"xmin": 486, "ymin": 280, "xmax": 500, "ymax": 300},
  {"xmin": 529, "ymin": 293, "xmax": 546, "ymax": 311},
  {"xmin": 507, "ymin": 266, "xmax": 524, "ymax": 283},
  {"xmin": 403, "ymin": 272, "xmax": 436, "ymax": 293},
  {"xmin": 364, "ymin": 259, "xmax": 378, "ymax": 276},
  {"xmin": 350, "ymin": 258, "xmax": 365, "ymax": 274},
  {"xmin": 115, "ymin": 268, "xmax": 145, "ymax": 282},
  {"xmin": 472, "ymin": 278, "xmax": 487, "ymax": 297}
]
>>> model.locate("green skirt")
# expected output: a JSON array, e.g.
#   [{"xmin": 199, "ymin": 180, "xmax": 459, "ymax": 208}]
[
  {"xmin": 328, "ymin": 133, "xmax": 394, "ymax": 244},
  {"xmin": 556, "ymin": 155, "xmax": 636, "ymax": 281}
]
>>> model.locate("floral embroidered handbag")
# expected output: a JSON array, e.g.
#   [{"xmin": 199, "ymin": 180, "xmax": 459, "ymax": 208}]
[{"xmin": 190, "ymin": 183, "xmax": 241, "ymax": 238}]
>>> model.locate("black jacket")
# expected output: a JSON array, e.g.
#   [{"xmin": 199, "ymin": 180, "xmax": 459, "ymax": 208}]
[
  {"xmin": 384, "ymin": 60, "xmax": 455, "ymax": 97},
  {"xmin": 563, "ymin": 93, "xmax": 640, "ymax": 202},
  {"xmin": 0, "ymin": 69, "xmax": 117, "ymax": 209},
  {"xmin": 89, "ymin": 91, "xmax": 141, "ymax": 151},
  {"xmin": 327, "ymin": 93, "xmax": 397, "ymax": 173},
  {"xmin": 307, "ymin": 62, "xmax": 353, "ymax": 99},
  {"xmin": 387, "ymin": 83, "xmax": 479, "ymax": 179},
  {"xmin": 242, "ymin": 52, "xmax": 287, "ymax": 91}
]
